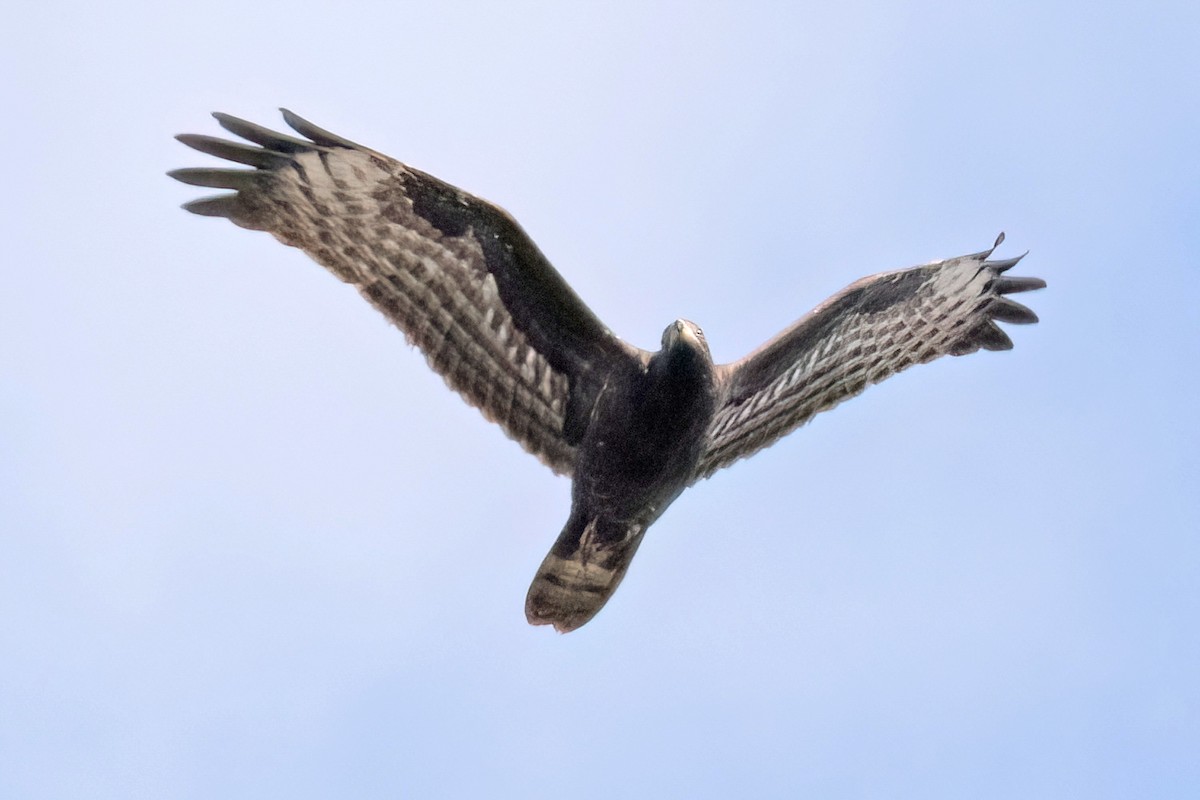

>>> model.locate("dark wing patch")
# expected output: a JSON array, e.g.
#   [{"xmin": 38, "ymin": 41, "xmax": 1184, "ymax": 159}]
[
  {"xmin": 694, "ymin": 234, "xmax": 1045, "ymax": 479},
  {"xmin": 172, "ymin": 110, "xmax": 640, "ymax": 475}
]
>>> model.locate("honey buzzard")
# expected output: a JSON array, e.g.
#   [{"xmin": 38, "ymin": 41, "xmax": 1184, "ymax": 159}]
[{"xmin": 171, "ymin": 110, "xmax": 1045, "ymax": 632}]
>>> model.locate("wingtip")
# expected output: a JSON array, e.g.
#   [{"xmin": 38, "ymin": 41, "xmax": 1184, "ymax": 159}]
[
  {"xmin": 988, "ymin": 253, "xmax": 1027, "ymax": 273},
  {"xmin": 168, "ymin": 167, "xmax": 257, "ymax": 190},
  {"xmin": 174, "ymin": 133, "xmax": 213, "ymax": 153},
  {"xmin": 180, "ymin": 195, "xmax": 238, "ymax": 217},
  {"xmin": 278, "ymin": 108, "xmax": 363, "ymax": 149},
  {"xmin": 211, "ymin": 111, "xmax": 248, "ymax": 137},
  {"xmin": 968, "ymin": 231, "xmax": 1008, "ymax": 262},
  {"xmin": 990, "ymin": 297, "xmax": 1039, "ymax": 325},
  {"xmin": 996, "ymin": 275, "xmax": 1047, "ymax": 294},
  {"xmin": 279, "ymin": 107, "xmax": 306, "ymax": 131}
]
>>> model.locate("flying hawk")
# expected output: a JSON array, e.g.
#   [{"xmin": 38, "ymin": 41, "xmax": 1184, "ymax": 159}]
[{"xmin": 171, "ymin": 110, "xmax": 1045, "ymax": 633}]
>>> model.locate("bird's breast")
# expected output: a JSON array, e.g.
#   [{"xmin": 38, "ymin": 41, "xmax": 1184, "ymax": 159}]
[{"xmin": 573, "ymin": 360, "xmax": 718, "ymax": 516}]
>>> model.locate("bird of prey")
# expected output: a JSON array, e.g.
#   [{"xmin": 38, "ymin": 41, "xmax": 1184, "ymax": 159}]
[{"xmin": 171, "ymin": 110, "xmax": 1045, "ymax": 633}]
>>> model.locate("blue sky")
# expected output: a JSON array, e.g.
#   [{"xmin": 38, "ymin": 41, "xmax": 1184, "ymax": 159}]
[{"xmin": 3, "ymin": 1, "xmax": 1197, "ymax": 797}]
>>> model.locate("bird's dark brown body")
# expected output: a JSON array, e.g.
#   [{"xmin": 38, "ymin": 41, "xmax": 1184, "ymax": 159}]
[
  {"xmin": 171, "ymin": 110, "xmax": 1045, "ymax": 633},
  {"xmin": 527, "ymin": 320, "xmax": 719, "ymax": 631}
]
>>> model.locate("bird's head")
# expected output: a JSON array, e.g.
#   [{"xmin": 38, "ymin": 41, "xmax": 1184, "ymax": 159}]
[{"xmin": 661, "ymin": 318, "xmax": 712, "ymax": 361}]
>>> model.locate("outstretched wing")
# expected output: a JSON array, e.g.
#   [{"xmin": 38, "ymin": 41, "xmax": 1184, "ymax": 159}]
[
  {"xmin": 694, "ymin": 234, "xmax": 1045, "ymax": 479},
  {"xmin": 171, "ymin": 110, "xmax": 641, "ymax": 476}
]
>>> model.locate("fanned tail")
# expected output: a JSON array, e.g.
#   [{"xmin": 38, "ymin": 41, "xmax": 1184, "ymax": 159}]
[{"xmin": 525, "ymin": 512, "xmax": 647, "ymax": 633}]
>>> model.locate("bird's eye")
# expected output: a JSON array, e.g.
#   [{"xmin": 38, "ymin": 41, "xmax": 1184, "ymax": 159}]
[{"xmin": 695, "ymin": 327, "xmax": 704, "ymax": 338}]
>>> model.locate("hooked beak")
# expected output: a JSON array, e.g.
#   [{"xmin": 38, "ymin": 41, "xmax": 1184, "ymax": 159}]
[
  {"xmin": 663, "ymin": 319, "xmax": 704, "ymax": 352},
  {"xmin": 664, "ymin": 319, "xmax": 685, "ymax": 349}
]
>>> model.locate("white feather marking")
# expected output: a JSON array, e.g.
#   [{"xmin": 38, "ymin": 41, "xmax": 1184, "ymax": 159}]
[{"xmin": 520, "ymin": 346, "xmax": 538, "ymax": 382}]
